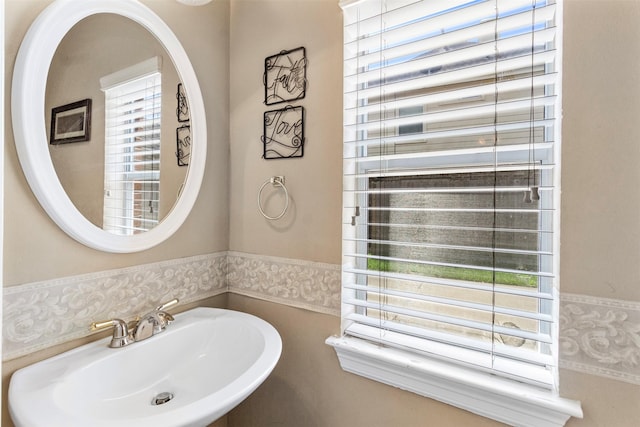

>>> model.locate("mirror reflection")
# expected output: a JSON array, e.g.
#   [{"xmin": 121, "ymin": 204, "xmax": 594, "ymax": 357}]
[{"xmin": 45, "ymin": 13, "xmax": 189, "ymax": 235}]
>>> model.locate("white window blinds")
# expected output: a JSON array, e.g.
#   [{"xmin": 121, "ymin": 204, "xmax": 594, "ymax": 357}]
[
  {"xmin": 102, "ymin": 58, "xmax": 162, "ymax": 235},
  {"xmin": 341, "ymin": 0, "xmax": 560, "ymax": 388}
]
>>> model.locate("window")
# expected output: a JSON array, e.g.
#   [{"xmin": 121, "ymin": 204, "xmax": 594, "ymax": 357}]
[
  {"xmin": 101, "ymin": 58, "xmax": 162, "ymax": 235},
  {"xmin": 327, "ymin": 1, "xmax": 582, "ymax": 425}
]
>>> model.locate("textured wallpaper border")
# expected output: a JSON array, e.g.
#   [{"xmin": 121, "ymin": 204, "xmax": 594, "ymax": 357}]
[
  {"xmin": 559, "ymin": 293, "xmax": 640, "ymax": 385},
  {"xmin": 227, "ymin": 251, "xmax": 341, "ymax": 316},
  {"xmin": 3, "ymin": 252, "xmax": 228, "ymax": 361},
  {"xmin": 3, "ymin": 252, "xmax": 639, "ymax": 386},
  {"xmin": 2, "ymin": 251, "xmax": 340, "ymax": 361}
]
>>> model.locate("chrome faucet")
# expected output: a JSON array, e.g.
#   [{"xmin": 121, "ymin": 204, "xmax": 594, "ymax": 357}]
[
  {"xmin": 133, "ymin": 299, "xmax": 178, "ymax": 341},
  {"xmin": 90, "ymin": 298, "xmax": 179, "ymax": 348},
  {"xmin": 89, "ymin": 318, "xmax": 133, "ymax": 348}
]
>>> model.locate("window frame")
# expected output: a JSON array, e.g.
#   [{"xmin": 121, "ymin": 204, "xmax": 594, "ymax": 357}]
[{"xmin": 327, "ymin": 0, "xmax": 582, "ymax": 425}]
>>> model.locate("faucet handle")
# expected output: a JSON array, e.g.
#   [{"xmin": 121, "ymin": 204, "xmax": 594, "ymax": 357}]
[
  {"xmin": 151, "ymin": 298, "xmax": 178, "ymax": 333},
  {"xmin": 90, "ymin": 318, "xmax": 133, "ymax": 348},
  {"xmin": 155, "ymin": 298, "xmax": 178, "ymax": 312}
]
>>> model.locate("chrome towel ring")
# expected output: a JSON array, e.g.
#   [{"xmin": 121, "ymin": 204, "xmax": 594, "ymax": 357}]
[{"xmin": 258, "ymin": 176, "xmax": 289, "ymax": 220}]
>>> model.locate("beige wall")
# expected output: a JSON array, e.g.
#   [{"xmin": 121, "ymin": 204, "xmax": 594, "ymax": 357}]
[
  {"xmin": 3, "ymin": 0, "xmax": 230, "ymax": 285},
  {"xmin": 3, "ymin": 0, "xmax": 230, "ymax": 423},
  {"xmin": 561, "ymin": 0, "xmax": 640, "ymax": 300},
  {"xmin": 2, "ymin": 0, "xmax": 640, "ymax": 426},
  {"xmin": 229, "ymin": 0, "xmax": 343, "ymax": 264},
  {"xmin": 558, "ymin": 1, "xmax": 640, "ymax": 422},
  {"xmin": 227, "ymin": 0, "xmax": 640, "ymax": 426},
  {"xmin": 227, "ymin": 294, "xmax": 505, "ymax": 427},
  {"xmin": 227, "ymin": 293, "xmax": 640, "ymax": 427}
]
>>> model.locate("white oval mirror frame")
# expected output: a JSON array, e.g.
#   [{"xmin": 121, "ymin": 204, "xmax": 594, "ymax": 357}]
[{"xmin": 12, "ymin": 0, "xmax": 207, "ymax": 253}]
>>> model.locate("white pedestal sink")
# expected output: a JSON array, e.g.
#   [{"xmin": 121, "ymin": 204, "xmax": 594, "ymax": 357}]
[{"xmin": 9, "ymin": 307, "xmax": 282, "ymax": 427}]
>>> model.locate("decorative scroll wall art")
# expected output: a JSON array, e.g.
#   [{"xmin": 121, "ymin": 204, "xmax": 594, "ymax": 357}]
[
  {"xmin": 176, "ymin": 83, "xmax": 190, "ymax": 166},
  {"xmin": 262, "ymin": 105, "xmax": 304, "ymax": 159},
  {"xmin": 176, "ymin": 125, "xmax": 191, "ymax": 166},
  {"xmin": 176, "ymin": 83, "xmax": 189, "ymax": 122},
  {"xmin": 264, "ymin": 46, "xmax": 307, "ymax": 106}
]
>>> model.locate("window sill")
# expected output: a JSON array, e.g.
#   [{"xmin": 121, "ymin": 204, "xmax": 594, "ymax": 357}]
[{"xmin": 325, "ymin": 335, "xmax": 582, "ymax": 427}]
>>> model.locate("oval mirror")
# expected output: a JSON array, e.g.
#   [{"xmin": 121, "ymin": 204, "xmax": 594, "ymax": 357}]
[
  {"xmin": 46, "ymin": 13, "xmax": 188, "ymax": 233},
  {"xmin": 12, "ymin": 0, "xmax": 207, "ymax": 253}
]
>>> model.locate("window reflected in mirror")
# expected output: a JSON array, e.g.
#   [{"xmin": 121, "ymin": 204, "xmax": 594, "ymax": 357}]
[
  {"xmin": 102, "ymin": 60, "xmax": 162, "ymax": 235},
  {"xmin": 45, "ymin": 14, "xmax": 188, "ymax": 234}
]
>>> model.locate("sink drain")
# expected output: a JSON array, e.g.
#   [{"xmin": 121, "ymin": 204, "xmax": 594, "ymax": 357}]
[{"xmin": 151, "ymin": 392, "xmax": 174, "ymax": 406}]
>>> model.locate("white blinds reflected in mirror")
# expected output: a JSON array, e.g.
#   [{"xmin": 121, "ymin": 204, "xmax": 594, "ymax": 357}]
[{"xmin": 101, "ymin": 57, "xmax": 162, "ymax": 235}]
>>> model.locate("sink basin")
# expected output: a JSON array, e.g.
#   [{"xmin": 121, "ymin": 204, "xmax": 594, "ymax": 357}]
[{"xmin": 9, "ymin": 307, "xmax": 282, "ymax": 427}]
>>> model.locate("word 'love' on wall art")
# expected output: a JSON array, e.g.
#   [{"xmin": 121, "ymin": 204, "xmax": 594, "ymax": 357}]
[{"xmin": 262, "ymin": 105, "xmax": 304, "ymax": 160}]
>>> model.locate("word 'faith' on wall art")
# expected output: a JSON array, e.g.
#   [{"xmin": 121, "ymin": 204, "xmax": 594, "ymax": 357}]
[{"xmin": 264, "ymin": 46, "xmax": 307, "ymax": 106}]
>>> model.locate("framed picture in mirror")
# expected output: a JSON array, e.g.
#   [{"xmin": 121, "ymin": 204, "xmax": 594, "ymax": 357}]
[{"xmin": 50, "ymin": 98, "xmax": 92, "ymax": 144}]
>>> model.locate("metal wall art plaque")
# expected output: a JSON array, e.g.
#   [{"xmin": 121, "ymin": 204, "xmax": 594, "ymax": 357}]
[
  {"xmin": 176, "ymin": 125, "xmax": 191, "ymax": 166},
  {"xmin": 176, "ymin": 83, "xmax": 189, "ymax": 122},
  {"xmin": 262, "ymin": 105, "xmax": 304, "ymax": 159},
  {"xmin": 264, "ymin": 46, "xmax": 307, "ymax": 105}
]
